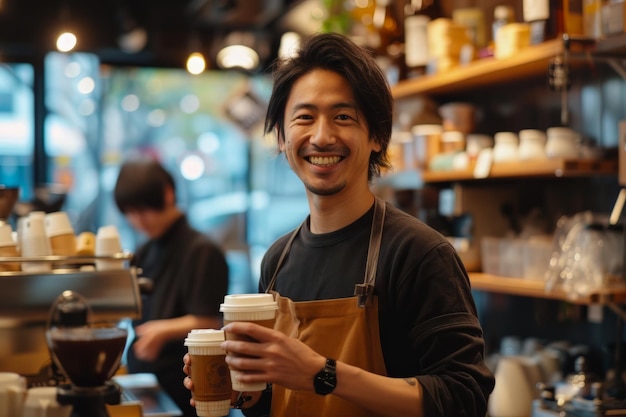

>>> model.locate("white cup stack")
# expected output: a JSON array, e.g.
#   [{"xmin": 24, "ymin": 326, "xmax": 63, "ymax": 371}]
[
  {"xmin": 0, "ymin": 372, "xmax": 27, "ymax": 416},
  {"xmin": 22, "ymin": 386, "xmax": 72, "ymax": 417},
  {"xmin": 95, "ymin": 225, "xmax": 124, "ymax": 271},
  {"xmin": 21, "ymin": 212, "xmax": 53, "ymax": 272}
]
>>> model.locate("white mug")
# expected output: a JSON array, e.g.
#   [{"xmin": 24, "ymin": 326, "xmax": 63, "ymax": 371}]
[
  {"xmin": 488, "ymin": 356, "xmax": 536, "ymax": 417},
  {"xmin": 0, "ymin": 372, "xmax": 26, "ymax": 417},
  {"xmin": 22, "ymin": 386, "xmax": 72, "ymax": 417}
]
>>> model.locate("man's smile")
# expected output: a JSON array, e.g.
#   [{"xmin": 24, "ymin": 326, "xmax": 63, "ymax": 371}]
[{"xmin": 307, "ymin": 155, "xmax": 342, "ymax": 166}]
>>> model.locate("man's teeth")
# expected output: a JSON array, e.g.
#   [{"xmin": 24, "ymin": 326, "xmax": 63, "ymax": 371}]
[{"xmin": 309, "ymin": 156, "xmax": 340, "ymax": 166}]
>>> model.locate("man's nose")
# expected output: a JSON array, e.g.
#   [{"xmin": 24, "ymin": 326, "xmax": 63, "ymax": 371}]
[{"xmin": 309, "ymin": 118, "xmax": 337, "ymax": 146}]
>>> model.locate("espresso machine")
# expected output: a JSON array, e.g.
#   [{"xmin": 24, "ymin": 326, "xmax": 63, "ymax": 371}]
[
  {"xmin": 0, "ymin": 186, "xmax": 144, "ymax": 416},
  {"xmin": 0, "ymin": 255, "xmax": 141, "ymax": 385}
]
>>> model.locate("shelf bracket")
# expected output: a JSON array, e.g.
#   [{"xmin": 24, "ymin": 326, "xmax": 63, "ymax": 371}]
[
  {"xmin": 560, "ymin": 35, "xmax": 570, "ymax": 126},
  {"xmin": 607, "ymin": 58, "xmax": 626, "ymax": 80},
  {"xmin": 554, "ymin": 35, "xmax": 598, "ymax": 125},
  {"xmin": 607, "ymin": 301, "xmax": 626, "ymax": 322}
]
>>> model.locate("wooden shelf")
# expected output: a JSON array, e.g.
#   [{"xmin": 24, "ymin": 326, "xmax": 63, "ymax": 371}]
[
  {"xmin": 421, "ymin": 158, "xmax": 617, "ymax": 183},
  {"xmin": 470, "ymin": 273, "xmax": 626, "ymax": 305},
  {"xmin": 592, "ymin": 34, "xmax": 626, "ymax": 56},
  {"xmin": 390, "ymin": 37, "xmax": 596, "ymax": 99}
]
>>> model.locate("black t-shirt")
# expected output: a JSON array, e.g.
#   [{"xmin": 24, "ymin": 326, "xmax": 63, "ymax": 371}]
[
  {"xmin": 127, "ymin": 214, "xmax": 229, "ymax": 417},
  {"xmin": 251, "ymin": 201, "xmax": 494, "ymax": 417}
]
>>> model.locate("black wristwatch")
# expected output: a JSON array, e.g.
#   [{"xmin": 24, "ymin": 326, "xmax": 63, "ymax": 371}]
[{"xmin": 313, "ymin": 358, "xmax": 337, "ymax": 395}]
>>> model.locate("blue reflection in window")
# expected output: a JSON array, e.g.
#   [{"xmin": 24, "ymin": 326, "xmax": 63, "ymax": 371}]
[{"xmin": 0, "ymin": 63, "xmax": 34, "ymax": 206}]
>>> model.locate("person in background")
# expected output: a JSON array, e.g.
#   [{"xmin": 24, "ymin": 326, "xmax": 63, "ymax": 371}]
[
  {"xmin": 114, "ymin": 157, "xmax": 229, "ymax": 417},
  {"xmin": 184, "ymin": 32, "xmax": 494, "ymax": 417}
]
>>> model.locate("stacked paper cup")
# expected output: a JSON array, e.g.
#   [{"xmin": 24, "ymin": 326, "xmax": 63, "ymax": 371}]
[
  {"xmin": 21, "ymin": 212, "xmax": 52, "ymax": 272},
  {"xmin": 0, "ymin": 222, "xmax": 19, "ymax": 271},
  {"xmin": 45, "ymin": 211, "xmax": 77, "ymax": 256},
  {"xmin": 95, "ymin": 225, "xmax": 124, "ymax": 270}
]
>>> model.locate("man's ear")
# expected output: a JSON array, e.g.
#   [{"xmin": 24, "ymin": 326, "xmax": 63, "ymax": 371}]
[
  {"xmin": 164, "ymin": 184, "xmax": 176, "ymax": 206},
  {"xmin": 277, "ymin": 128, "xmax": 286, "ymax": 153}
]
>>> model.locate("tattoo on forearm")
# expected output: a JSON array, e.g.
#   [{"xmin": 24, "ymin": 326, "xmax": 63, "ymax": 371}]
[{"xmin": 403, "ymin": 378, "xmax": 418, "ymax": 386}]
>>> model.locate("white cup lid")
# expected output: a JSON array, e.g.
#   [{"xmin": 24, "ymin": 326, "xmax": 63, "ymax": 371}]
[
  {"xmin": 184, "ymin": 329, "xmax": 225, "ymax": 345},
  {"xmin": 219, "ymin": 294, "xmax": 278, "ymax": 312}
]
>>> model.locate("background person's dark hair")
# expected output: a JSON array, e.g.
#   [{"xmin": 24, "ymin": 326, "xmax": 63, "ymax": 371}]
[
  {"xmin": 114, "ymin": 158, "xmax": 176, "ymax": 214},
  {"xmin": 264, "ymin": 32, "xmax": 393, "ymax": 180}
]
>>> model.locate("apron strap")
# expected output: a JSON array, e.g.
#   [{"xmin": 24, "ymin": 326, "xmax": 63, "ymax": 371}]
[
  {"xmin": 266, "ymin": 223, "xmax": 302, "ymax": 293},
  {"xmin": 354, "ymin": 197, "xmax": 386, "ymax": 308}
]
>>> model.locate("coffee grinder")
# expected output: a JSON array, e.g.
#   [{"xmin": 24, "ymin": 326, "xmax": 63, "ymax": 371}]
[{"xmin": 46, "ymin": 290, "xmax": 128, "ymax": 417}]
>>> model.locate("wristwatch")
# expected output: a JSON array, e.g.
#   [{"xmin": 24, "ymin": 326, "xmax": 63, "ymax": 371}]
[{"xmin": 313, "ymin": 358, "xmax": 337, "ymax": 395}]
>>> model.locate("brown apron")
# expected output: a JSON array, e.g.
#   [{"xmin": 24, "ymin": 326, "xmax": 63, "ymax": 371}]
[{"xmin": 265, "ymin": 197, "xmax": 388, "ymax": 417}]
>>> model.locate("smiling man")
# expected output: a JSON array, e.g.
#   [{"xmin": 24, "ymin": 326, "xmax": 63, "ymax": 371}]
[{"xmin": 184, "ymin": 32, "xmax": 494, "ymax": 417}]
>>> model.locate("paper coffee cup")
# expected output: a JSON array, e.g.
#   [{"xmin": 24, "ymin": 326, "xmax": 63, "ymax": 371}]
[
  {"xmin": 49, "ymin": 234, "xmax": 77, "ymax": 257},
  {"xmin": 184, "ymin": 329, "xmax": 231, "ymax": 417},
  {"xmin": 21, "ymin": 216, "xmax": 52, "ymax": 272},
  {"xmin": 0, "ymin": 244, "xmax": 20, "ymax": 272},
  {"xmin": 95, "ymin": 225, "xmax": 124, "ymax": 270},
  {"xmin": 46, "ymin": 212, "xmax": 77, "ymax": 257},
  {"xmin": 0, "ymin": 372, "xmax": 26, "ymax": 417},
  {"xmin": 219, "ymin": 294, "xmax": 278, "ymax": 391},
  {"xmin": 45, "ymin": 212, "xmax": 74, "ymax": 237},
  {"xmin": 0, "ymin": 222, "xmax": 20, "ymax": 271}
]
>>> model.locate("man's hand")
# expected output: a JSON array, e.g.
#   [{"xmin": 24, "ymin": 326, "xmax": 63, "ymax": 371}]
[
  {"xmin": 132, "ymin": 320, "xmax": 169, "ymax": 361},
  {"xmin": 220, "ymin": 321, "xmax": 326, "ymax": 393}
]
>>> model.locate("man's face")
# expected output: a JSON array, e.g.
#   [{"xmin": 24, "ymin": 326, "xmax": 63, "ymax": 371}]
[
  {"xmin": 124, "ymin": 208, "xmax": 170, "ymax": 239},
  {"xmin": 279, "ymin": 68, "xmax": 379, "ymax": 197}
]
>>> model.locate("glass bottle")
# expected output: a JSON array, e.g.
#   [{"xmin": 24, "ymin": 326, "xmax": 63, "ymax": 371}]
[
  {"xmin": 523, "ymin": 0, "xmax": 550, "ymax": 44},
  {"xmin": 369, "ymin": 0, "xmax": 406, "ymax": 83},
  {"xmin": 492, "ymin": 5, "xmax": 515, "ymax": 44}
]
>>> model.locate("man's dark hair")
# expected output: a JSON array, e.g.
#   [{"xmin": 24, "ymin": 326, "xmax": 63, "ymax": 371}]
[
  {"xmin": 264, "ymin": 32, "xmax": 393, "ymax": 180},
  {"xmin": 114, "ymin": 158, "xmax": 176, "ymax": 213}
]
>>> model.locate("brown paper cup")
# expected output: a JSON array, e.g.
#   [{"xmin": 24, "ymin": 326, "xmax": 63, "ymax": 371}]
[
  {"xmin": 50, "ymin": 233, "xmax": 77, "ymax": 257},
  {"xmin": 185, "ymin": 329, "xmax": 231, "ymax": 417},
  {"xmin": 0, "ymin": 245, "xmax": 20, "ymax": 272}
]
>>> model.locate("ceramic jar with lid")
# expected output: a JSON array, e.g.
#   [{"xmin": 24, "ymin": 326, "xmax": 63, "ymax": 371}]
[
  {"xmin": 518, "ymin": 129, "xmax": 547, "ymax": 160},
  {"xmin": 545, "ymin": 127, "xmax": 579, "ymax": 159},
  {"xmin": 466, "ymin": 134, "xmax": 493, "ymax": 160},
  {"xmin": 411, "ymin": 124, "xmax": 443, "ymax": 169},
  {"xmin": 440, "ymin": 131, "xmax": 466, "ymax": 154},
  {"xmin": 438, "ymin": 102, "xmax": 475, "ymax": 134},
  {"xmin": 388, "ymin": 131, "xmax": 415, "ymax": 171},
  {"xmin": 492, "ymin": 131, "xmax": 519, "ymax": 162}
]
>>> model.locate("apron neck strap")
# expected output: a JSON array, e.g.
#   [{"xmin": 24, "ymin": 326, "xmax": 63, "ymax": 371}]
[
  {"xmin": 354, "ymin": 197, "xmax": 386, "ymax": 307},
  {"xmin": 266, "ymin": 223, "xmax": 302, "ymax": 294}
]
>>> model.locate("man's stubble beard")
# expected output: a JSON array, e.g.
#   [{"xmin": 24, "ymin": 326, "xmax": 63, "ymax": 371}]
[{"xmin": 304, "ymin": 180, "xmax": 346, "ymax": 197}]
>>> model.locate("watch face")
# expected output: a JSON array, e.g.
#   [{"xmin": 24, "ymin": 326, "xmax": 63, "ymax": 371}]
[{"xmin": 314, "ymin": 368, "xmax": 337, "ymax": 395}]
